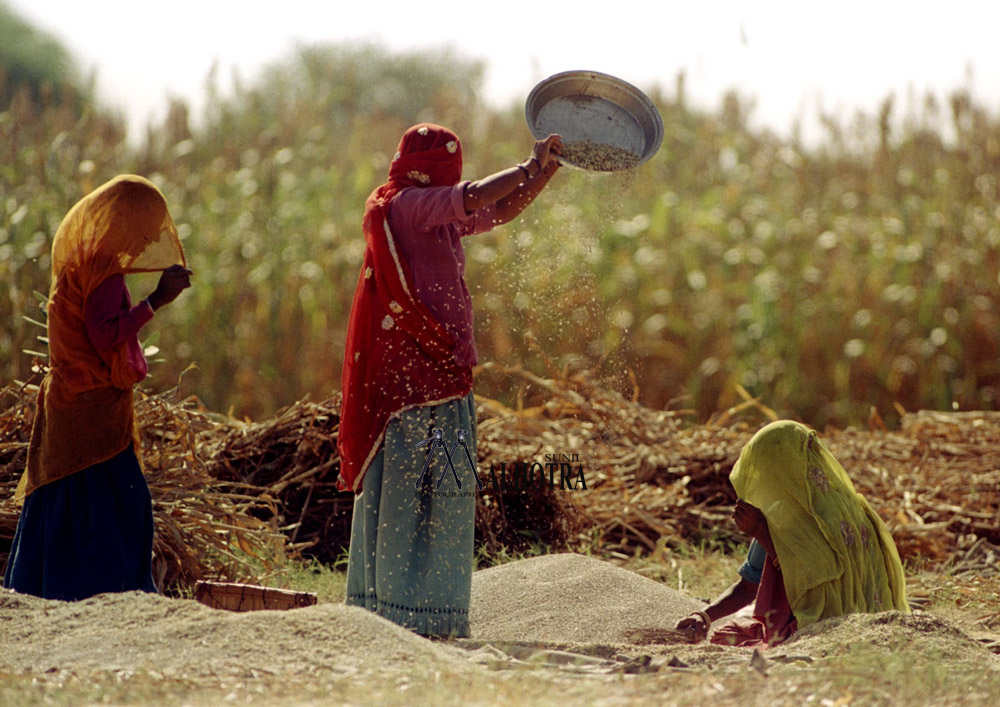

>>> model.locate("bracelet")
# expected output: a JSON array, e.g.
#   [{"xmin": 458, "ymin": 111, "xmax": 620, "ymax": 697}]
[
  {"xmin": 694, "ymin": 610, "xmax": 711, "ymax": 627},
  {"xmin": 517, "ymin": 164, "xmax": 531, "ymax": 181},
  {"xmin": 528, "ymin": 156, "xmax": 542, "ymax": 177}
]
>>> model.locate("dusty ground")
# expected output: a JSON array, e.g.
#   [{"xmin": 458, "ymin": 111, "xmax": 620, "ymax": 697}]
[{"xmin": 2, "ymin": 553, "xmax": 999, "ymax": 706}]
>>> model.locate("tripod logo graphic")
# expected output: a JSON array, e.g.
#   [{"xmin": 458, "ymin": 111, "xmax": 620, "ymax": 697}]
[{"xmin": 415, "ymin": 428, "xmax": 483, "ymax": 491}]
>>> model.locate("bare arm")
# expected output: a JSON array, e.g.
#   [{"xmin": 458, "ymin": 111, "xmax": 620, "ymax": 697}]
[
  {"xmin": 493, "ymin": 159, "xmax": 561, "ymax": 224},
  {"xmin": 675, "ymin": 500, "xmax": 776, "ymax": 643},
  {"xmin": 675, "ymin": 577, "xmax": 758, "ymax": 643},
  {"xmin": 704, "ymin": 577, "xmax": 759, "ymax": 622},
  {"xmin": 463, "ymin": 134, "xmax": 563, "ymax": 223}
]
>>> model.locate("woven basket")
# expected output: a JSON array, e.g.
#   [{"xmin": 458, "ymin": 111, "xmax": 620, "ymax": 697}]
[{"xmin": 194, "ymin": 581, "xmax": 318, "ymax": 612}]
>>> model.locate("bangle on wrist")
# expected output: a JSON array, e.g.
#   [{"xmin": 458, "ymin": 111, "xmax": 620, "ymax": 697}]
[
  {"xmin": 517, "ymin": 164, "xmax": 531, "ymax": 181},
  {"xmin": 694, "ymin": 610, "xmax": 711, "ymax": 627},
  {"xmin": 528, "ymin": 156, "xmax": 542, "ymax": 177}
]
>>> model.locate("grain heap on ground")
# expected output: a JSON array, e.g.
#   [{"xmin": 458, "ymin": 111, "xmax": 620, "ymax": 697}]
[
  {"xmin": 0, "ymin": 588, "xmax": 473, "ymax": 680},
  {"xmin": 4, "ymin": 555, "xmax": 996, "ymax": 683},
  {"xmin": 470, "ymin": 553, "xmax": 705, "ymax": 644}
]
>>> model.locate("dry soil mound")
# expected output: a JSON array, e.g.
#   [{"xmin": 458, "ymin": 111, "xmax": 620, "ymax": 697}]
[{"xmin": 470, "ymin": 552, "xmax": 705, "ymax": 644}]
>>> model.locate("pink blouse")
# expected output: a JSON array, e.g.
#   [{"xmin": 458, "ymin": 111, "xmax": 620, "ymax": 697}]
[
  {"xmin": 84, "ymin": 273, "xmax": 154, "ymax": 380},
  {"xmin": 387, "ymin": 182, "xmax": 497, "ymax": 368}
]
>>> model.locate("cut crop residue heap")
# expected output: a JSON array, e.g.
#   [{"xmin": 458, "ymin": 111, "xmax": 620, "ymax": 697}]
[{"xmin": 561, "ymin": 140, "xmax": 640, "ymax": 172}]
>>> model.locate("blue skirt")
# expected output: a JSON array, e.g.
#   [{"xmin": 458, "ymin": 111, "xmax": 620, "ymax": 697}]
[
  {"xmin": 2, "ymin": 444, "xmax": 157, "ymax": 601},
  {"xmin": 345, "ymin": 392, "xmax": 477, "ymax": 637}
]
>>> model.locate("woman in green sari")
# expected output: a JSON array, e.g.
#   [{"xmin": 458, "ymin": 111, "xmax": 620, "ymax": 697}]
[{"xmin": 677, "ymin": 420, "xmax": 909, "ymax": 646}]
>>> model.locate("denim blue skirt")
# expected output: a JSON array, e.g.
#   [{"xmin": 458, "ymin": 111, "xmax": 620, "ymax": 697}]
[
  {"xmin": 3, "ymin": 444, "xmax": 157, "ymax": 601},
  {"xmin": 345, "ymin": 392, "xmax": 477, "ymax": 637}
]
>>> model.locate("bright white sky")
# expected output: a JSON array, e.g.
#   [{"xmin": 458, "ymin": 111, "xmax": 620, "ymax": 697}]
[{"xmin": 9, "ymin": 0, "xmax": 1000, "ymax": 143}]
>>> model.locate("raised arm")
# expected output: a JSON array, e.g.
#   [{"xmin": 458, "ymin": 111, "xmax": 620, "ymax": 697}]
[{"xmin": 462, "ymin": 134, "xmax": 563, "ymax": 224}]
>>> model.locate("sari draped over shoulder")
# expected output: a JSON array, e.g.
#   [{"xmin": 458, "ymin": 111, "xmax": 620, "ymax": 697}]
[
  {"xmin": 338, "ymin": 124, "xmax": 473, "ymax": 492},
  {"xmin": 15, "ymin": 175, "xmax": 186, "ymax": 502},
  {"xmin": 729, "ymin": 420, "xmax": 909, "ymax": 629}
]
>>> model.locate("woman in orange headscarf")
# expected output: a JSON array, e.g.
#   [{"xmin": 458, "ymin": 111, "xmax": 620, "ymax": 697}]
[
  {"xmin": 3, "ymin": 175, "xmax": 191, "ymax": 601},
  {"xmin": 340, "ymin": 124, "xmax": 562, "ymax": 637}
]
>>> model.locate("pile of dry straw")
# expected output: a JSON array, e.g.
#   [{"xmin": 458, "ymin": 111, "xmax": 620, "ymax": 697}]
[
  {"xmin": 2, "ymin": 363, "xmax": 998, "ymax": 593},
  {"xmin": 0, "ymin": 372, "xmax": 288, "ymax": 592}
]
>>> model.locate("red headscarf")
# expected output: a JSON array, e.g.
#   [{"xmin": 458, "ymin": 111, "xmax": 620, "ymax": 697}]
[{"xmin": 337, "ymin": 124, "xmax": 473, "ymax": 492}]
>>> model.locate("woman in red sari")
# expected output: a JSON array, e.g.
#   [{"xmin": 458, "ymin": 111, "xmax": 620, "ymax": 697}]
[{"xmin": 339, "ymin": 124, "xmax": 562, "ymax": 637}]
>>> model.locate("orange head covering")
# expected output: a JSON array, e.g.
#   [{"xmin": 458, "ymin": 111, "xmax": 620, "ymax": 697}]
[
  {"xmin": 51, "ymin": 174, "xmax": 186, "ymax": 293},
  {"xmin": 48, "ymin": 174, "xmax": 186, "ymax": 391},
  {"xmin": 16, "ymin": 175, "xmax": 185, "ymax": 501}
]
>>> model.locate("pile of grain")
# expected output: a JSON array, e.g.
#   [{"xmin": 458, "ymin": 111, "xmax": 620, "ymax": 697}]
[
  {"xmin": 470, "ymin": 553, "xmax": 705, "ymax": 644},
  {"xmin": 5, "ymin": 555, "xmax": 994, "ymax": 683},
  {"xmin": 0, "ymin": 553, "xmax": 707, "ymax": 682},
  {"xmin": 0, "ymin": 588, "xmax": 472, "ymax": 680},
  {"xmin": 1, "ymin": 552, "xmax": 706, "ymax": 681},
  {"xmin": 784, "ymin": 610, "xmax": 1000, "ymax": 666},
  {"xmin": 560, "ymin": 140, "xmax": 640, "ymax": 172}
]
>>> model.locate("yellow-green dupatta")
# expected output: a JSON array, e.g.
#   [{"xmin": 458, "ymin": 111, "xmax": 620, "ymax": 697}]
[{"xmin": 730, "ymin": 420, "xmax": 909, "ymax": 627}]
